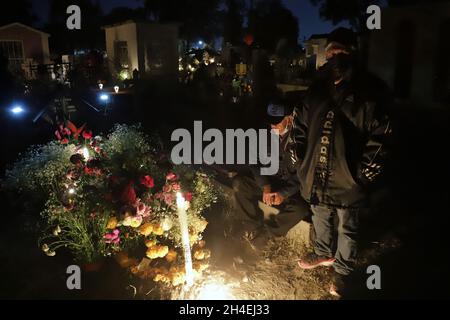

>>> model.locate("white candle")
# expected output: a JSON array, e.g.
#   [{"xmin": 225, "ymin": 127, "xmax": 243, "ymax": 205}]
[{"xmin": 176, "ymin": 192, "xmax": 194, "ymax": 287}]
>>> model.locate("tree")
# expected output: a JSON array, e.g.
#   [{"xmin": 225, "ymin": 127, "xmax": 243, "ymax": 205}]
[
  {"xmin": 0, "ymin": 0, "xmax": 36, "ymax": 26},
  {"xmin": 389, "ymin": 0, "xmax": 450, "ymax": 5},
  {"xmin": 144, "ymin": 0, "xmax": 223, "ymax": 45},
  {"xmin": 309, "ymin": 0, "xmax": 380, "ymax": 32},
  {"xmin": 248, "ymin": 0, "xmax": 299, "ymax": 52},
  {"xmin": 223, "ymin": 0, "xmax": 246, "ymax": 46},
  {"xmin": 46, "ymin": 0, "xmax": 104, "ymax": 55},
  {"xmin": 102, "ymin": 7, "xmax": 147, "ymax": 26}
]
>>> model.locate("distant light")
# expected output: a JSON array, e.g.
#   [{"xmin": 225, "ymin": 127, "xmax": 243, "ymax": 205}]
[
  {"xmin": 11, "ymin": 106, "xmax": 25, "ymax": 115},
  {"xmin": 98, "ymin": 83, "xmax": 104, "ymax": 90},
  {"xmin": 68, "ymin": 188, "xmax": 76, "ymax": 195},
  {"xmin": 99, "ymin": 94, "xmax": 109, "ymax": 101},
  {"xmin": 198, "ymin": 40, "xmax": 203, "ymax": 46},
  {"xmin": 114, "ymin": 86, "xmax": 119, "ymax": 94}
]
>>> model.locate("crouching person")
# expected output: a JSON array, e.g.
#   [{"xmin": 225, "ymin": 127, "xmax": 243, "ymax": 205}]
[{"xmin": 232, "ymin": 100, "xmax": 312, "ymax": 248}]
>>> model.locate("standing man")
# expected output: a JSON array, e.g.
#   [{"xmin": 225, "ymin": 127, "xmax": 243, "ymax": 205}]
[
  {"xmin": 293, "ymin": 28, "xmax": 392, "ymax": 297},
  {"xmin": 232, "ymin": 98, "xmax": 312, "ymax": 247}
]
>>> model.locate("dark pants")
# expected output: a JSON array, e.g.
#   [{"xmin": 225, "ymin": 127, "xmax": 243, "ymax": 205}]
[
  {"xmin": 232, "ymin": 175, "xmax": 311, "ymax": 237},
  {"xmin": 311, "ymin": 205, "xmax": 360, "ymax": 276}
]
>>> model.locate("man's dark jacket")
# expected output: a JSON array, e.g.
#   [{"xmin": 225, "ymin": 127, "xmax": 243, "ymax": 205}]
[{"xmin": 292, "ymin": 69, "xmax": 392, "ymax": 208}]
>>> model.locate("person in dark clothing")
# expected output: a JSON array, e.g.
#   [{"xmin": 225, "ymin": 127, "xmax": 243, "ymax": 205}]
[
  {"xmin": 294, "ymin": 28, "xmax": 392, "ymax": 297},
  {"xmin": 232, "ymin": 100, "xmax": 312, "ymax": 247}
]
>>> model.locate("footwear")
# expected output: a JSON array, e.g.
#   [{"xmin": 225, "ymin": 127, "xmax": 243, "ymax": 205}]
[
  {"xmin": 329, "ymin": 271, "xmax": 348, "ymax": 298},
  {"xmin": 297, "ymin": 252, "xmax": 335, "ymax": 270}
]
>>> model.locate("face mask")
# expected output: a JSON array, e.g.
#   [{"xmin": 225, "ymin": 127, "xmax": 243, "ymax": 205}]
[{"xmin": 325, "ymin": 53, "xmax": 353, "ymax": 82}]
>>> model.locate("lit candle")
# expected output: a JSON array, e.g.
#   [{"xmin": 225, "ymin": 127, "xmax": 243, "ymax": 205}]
[{"xmin": 176, "ymin": 192, "xmax": 194, "ymax": 287}]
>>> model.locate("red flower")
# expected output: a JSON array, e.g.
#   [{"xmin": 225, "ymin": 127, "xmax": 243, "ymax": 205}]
[
  {"xmin": 61, "ymin": 138, "xmax": 69, "ymax": 145},
  {"xmin": 82, "ymin": 130, "xmax": 93, "ymax": 140},
  {"xmin": 140, "ymin": 175, "xmax": 154, "ymax": 188},
  {"xmin": 121, "ymin": 182, "xmax": 137, "ymax": 204},
  {"xmin": 171, "ymin": 183, "xmax": 181, "ymax": 192},
  {"xmin": 84, "ymin": 166, "xmax": 94, "ymax": 175},
  {"xmin": 166, "ymin": 172, "xmax": 177, "ymax": 181},
  {"xmin": 184, "ymin": 192, "xmax": 193, "ymax": 202}
]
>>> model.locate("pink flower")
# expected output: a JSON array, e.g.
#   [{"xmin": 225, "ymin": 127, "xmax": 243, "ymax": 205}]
[
  {"xmin": 163, "ymin": 193, "xmax": 174, "ymax": 205},
  {"xmin": 104, "ymin": 229, "xmax": 120, "ymax": 244},
  {"xmin": 171, "ymin": 183, "xmax": 181, "ymax": 192},
  {"xmin": 55, "ymin": 130, "xmax": 62, "ymax": 141},
  {"xmin": 163, "ymin": 184, "xmax": 172, "ymax": 193},
  {"xmin": 136, "ymin": 201, "xmax": 152, "ymax": 218},
  {"xmin": 140, "ymin": 175, "xmax": 154, "ymax": 188},
  {"xmin": 166, "ymin": 172, "xmax": 177, "ymax": 181}
]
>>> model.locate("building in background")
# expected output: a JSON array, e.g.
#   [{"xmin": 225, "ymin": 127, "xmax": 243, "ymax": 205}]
[
  {"xmin": 303, "ymin": 34, "xmax": 328, "ymax": 71},
  {"xmin": 368, "ymin": 2, "xmax": 450, "ymax": 108},
  {"xmin": 103, "ymin": 20, "xmax": 179, "ymax": 80},
  {"xmin": 0, "ymin": 22, "xmax": 51, "ymax": 76}
]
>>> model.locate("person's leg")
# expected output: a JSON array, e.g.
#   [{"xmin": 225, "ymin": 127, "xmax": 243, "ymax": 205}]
[
  {"xmin": 297, "ymin": 205, "xmax": 336, "ymax": 269},
  {"xmin": 232, "ymin": 174, "xmax": 264, "ymax": 224},
  {"xmin": 311, "ymin": 205, "xmax": 335, "ymax": 258},
  {"xmin": 333, "ymin": 207, "xmax": 359, "ymax": 276},
  {"xmin": 266, "ymin": 195, "xmax": 312, "ymax": 237}
]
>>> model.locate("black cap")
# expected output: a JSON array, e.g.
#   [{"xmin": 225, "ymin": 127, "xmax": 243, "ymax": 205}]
[{"xmin": 327, "ymin": 27, "xmax": 357, "ymax": 51}]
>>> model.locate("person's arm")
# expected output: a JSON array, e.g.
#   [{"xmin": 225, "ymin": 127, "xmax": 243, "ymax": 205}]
[
  {"xmin": 292, "ymin": 103, "xmax": 309, "ymax": 164},
  {"xmin": 357, "ymin": 103, "xmax": 392, "ymax": 186}
]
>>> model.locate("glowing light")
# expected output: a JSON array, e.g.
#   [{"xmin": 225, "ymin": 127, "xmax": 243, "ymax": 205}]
[
  {"xmin": 209, "ymin": 58, "xmax": 215, "ymax": 64},
  {"xmin": 11, "ymin": 106, "xmax": 25, "ymax": 114},
  {"xmin": 82, "ymin": 147, "xmax": 90, "ymax": 160},
  {"xmin": 99, "ymin": 94, "xmax": 109, "ymax": 101},
  {"xmin": 114, "ymin": 86, "xmax": 119, "ymax": 94},
  {"xmin": 198, "ymin": 40, "xmax": 203, "ymax": 46},
  {"xmin": 196, "ymin": 283, "xmax": 235, "ymax": 300},
  {"xmin": 98, "ymin": 83, "xmax": 103, "ymax": 90},
  {"xmin": 176, "ymin": 192, "xmax": 194, "ymax": 287},
  {"xmin": 68, "ymin": 188, "xmax": 76, "ymax": 195},
  {"xmin": 119, "ymin": 69, "xmax": 130, "ymax": 80}
]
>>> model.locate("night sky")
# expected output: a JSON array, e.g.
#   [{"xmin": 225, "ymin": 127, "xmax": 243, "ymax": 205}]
[{"xmin": 32, "ymin": 0, "xmax": 350, "ymax": 43}]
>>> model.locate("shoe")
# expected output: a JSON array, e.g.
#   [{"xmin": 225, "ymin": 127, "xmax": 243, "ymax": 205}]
[
  {"xmin": 297, "ymin": 252, "xmax": 335, "ymax": 270},
  {"xmin": 329, "ymin": 271, "xmax": 348, "ymax": 298}
]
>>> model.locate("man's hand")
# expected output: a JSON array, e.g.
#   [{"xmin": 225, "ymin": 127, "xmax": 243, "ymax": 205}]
[
  {"xmin": 262, "ymin": 185, "xmax": 272, "ymax": 205},
  {"xmin": 268, "ymin": 192, "xmax": 286, "ymax": 206}
]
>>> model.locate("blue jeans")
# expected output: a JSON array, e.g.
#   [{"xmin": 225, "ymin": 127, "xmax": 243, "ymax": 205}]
[{"xmin": 311, "ymin": 205, "xmax": 359, "ymax": 276}]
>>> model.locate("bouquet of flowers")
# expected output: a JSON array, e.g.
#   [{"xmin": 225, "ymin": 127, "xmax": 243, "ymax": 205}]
[{"xmin": 4, "ymin": 122, "xmax": 219, "ymax": 287}]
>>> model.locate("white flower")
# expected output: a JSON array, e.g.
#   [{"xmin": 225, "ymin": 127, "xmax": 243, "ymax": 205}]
[
  {"xmin": 46, "ymin": 250, "xmax": 56, "ymax": 257},
  {"xmin": 162, "ymin": 218, "xmax": 173, "ymax": 231},
  {"xmin": 53, "ymin": 225, "xmax": 62, "ymax": 236},
  {"xmin": 42, "ymin": 244, "xmax": 49, "ymax": 252}
]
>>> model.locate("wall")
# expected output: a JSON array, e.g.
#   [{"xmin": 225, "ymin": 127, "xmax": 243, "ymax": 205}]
[
  {"xmin": 0, "ymin": 24, "xmax": 49, "ymax": 64},
  {"xmin": 104, "ymin": 22, "xmax": 139, "ymax": 76}
]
